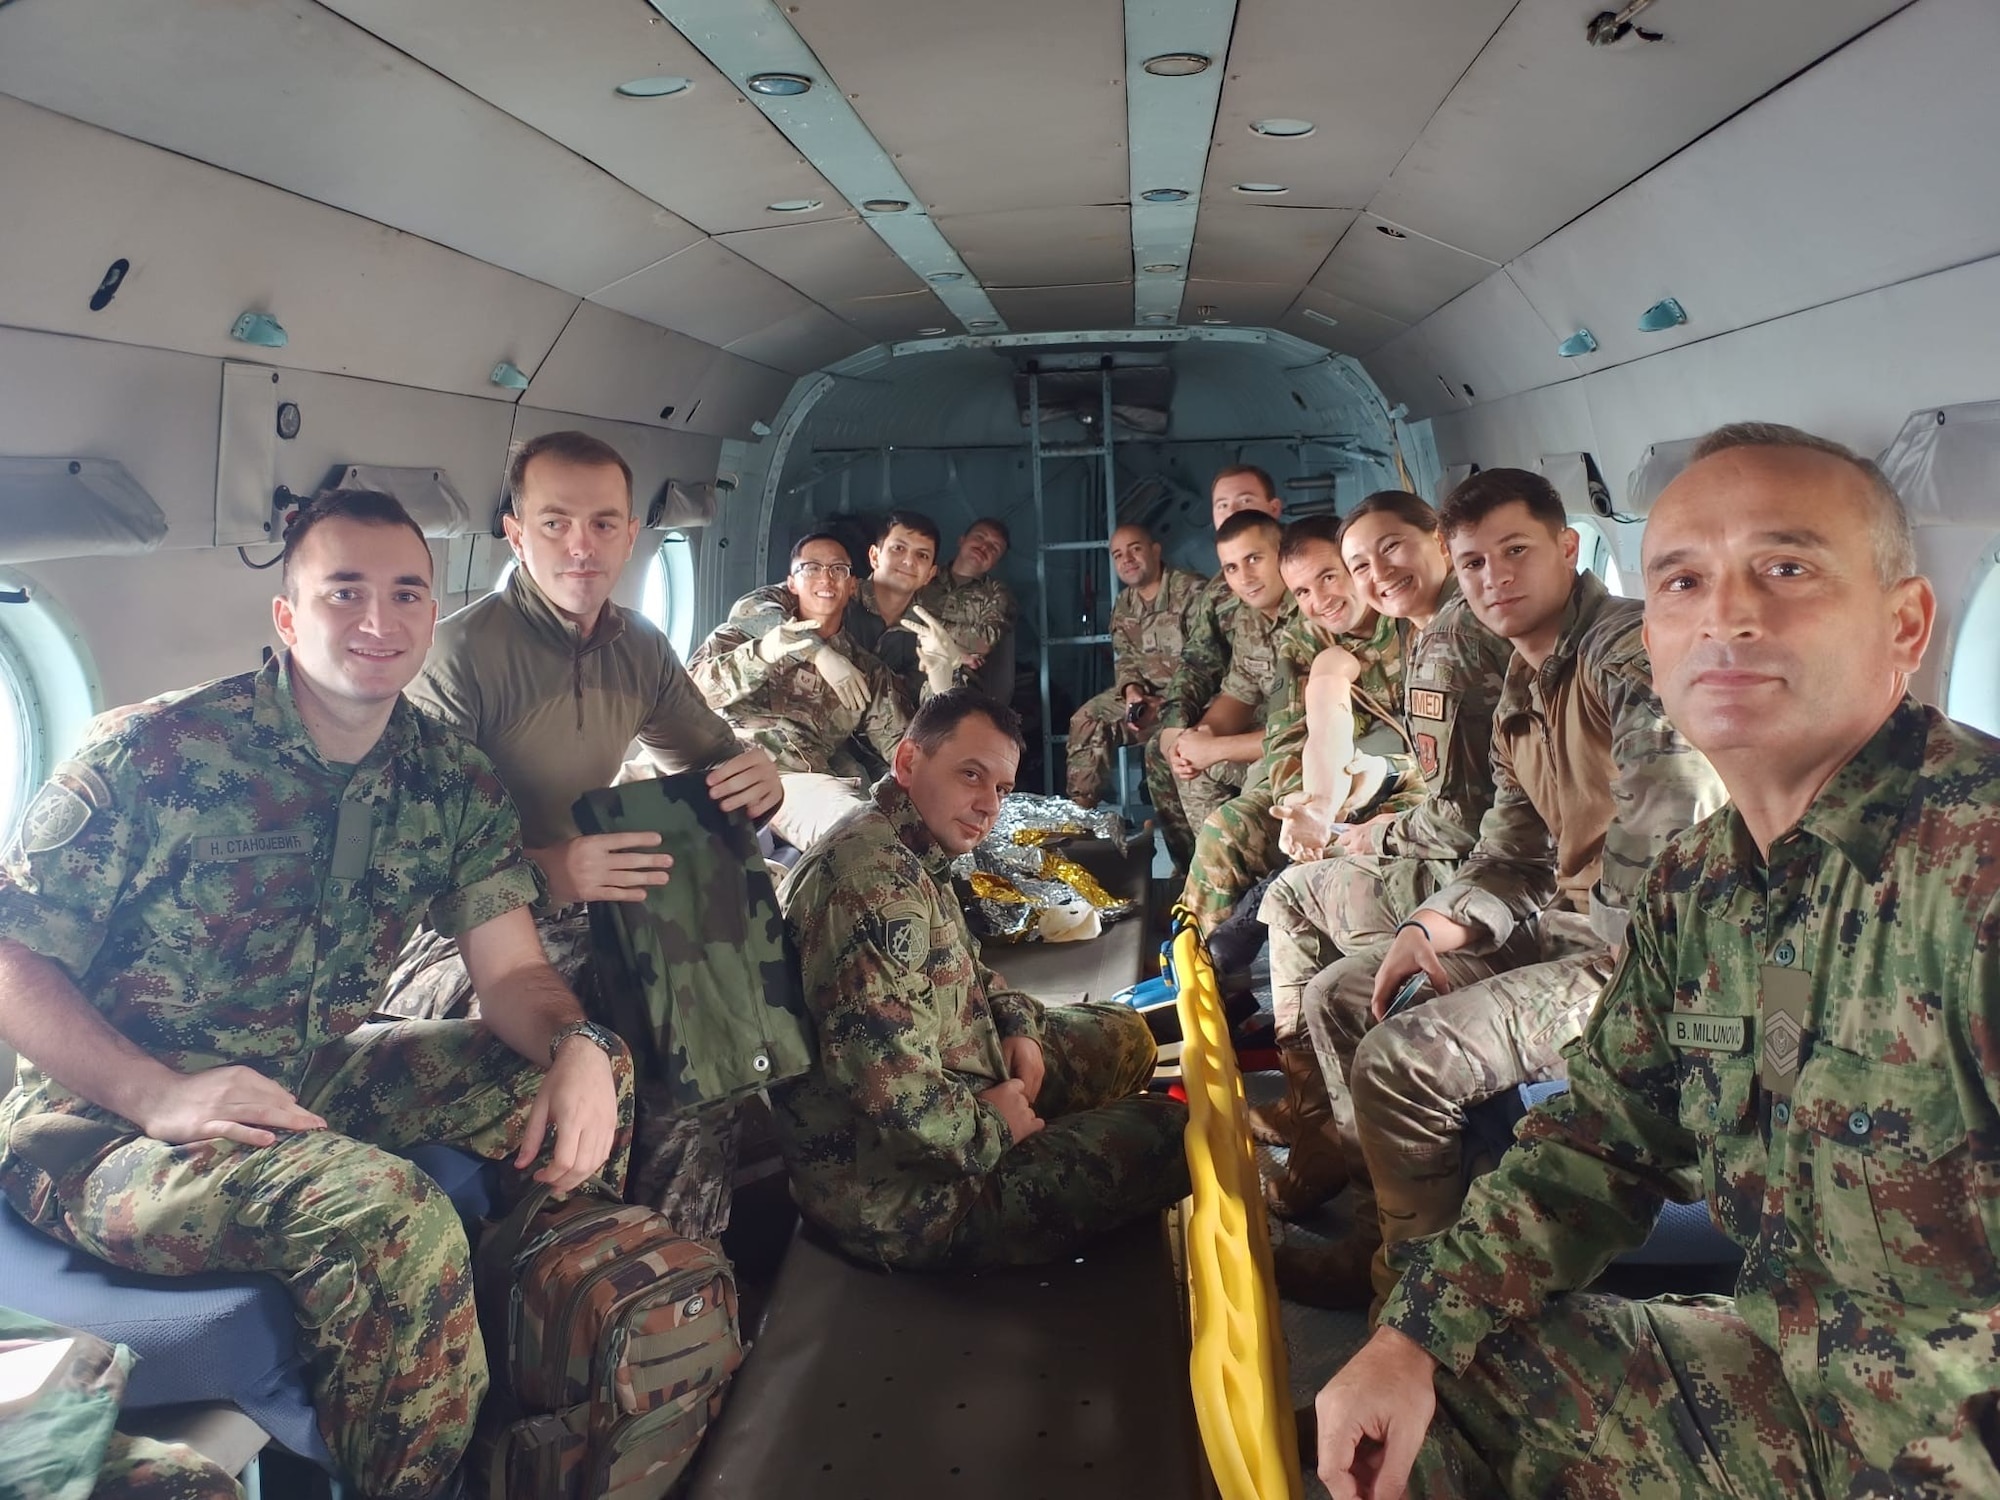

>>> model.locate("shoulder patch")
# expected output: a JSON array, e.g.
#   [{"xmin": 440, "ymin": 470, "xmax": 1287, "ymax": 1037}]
[
  {"xmin": 870, "ymin": 898, "xmax": 932, "ymax": 970},
  {"xmin": 19, "ymin": 763, "xmax": 108, "ymax": 854}
]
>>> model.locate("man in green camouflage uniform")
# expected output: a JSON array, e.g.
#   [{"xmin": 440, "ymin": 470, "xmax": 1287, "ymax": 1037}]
[
  {"xmin": 1314, "ymin": 425, "xmax": 2000, "ymax": 1499},
  {"xmin": 0, "ymin": 493, "xmax": 631, "ymax": 1500},
  {"xmin": 918, "ymin": 517, "xmax": 1018, "ymax": 701},
  {"xmin": 386, "ymin": 431, "xmax": 778, "ymax": 1239},
  {"xmin": 1065, "ymin": 523, "xmax": 1204, "ymax": 807},
  {"xmin": 1150, "ymin": 466, "xmax": 1287, "ymax": 867},
  {"xmin": 1283, "ymin": 471, "xmax": 1724, "ymax": 1310},
  {"xmin": 772, "ymin": 690, "xmax": 1189, "ymax": 1270}
]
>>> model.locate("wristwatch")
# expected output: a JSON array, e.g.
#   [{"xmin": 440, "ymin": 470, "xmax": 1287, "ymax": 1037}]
[{"xmin": 548, "ymin": 1019, "xmax": 619, "ymax": 1065}]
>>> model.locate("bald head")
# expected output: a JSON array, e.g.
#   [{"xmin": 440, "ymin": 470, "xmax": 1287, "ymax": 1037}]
[{"xmin": 1110, "ymin": 523, "xmax": 1163, "ymax": 590}]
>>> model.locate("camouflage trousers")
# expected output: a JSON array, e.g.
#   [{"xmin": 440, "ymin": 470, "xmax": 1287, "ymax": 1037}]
[
  {"xmin": 1, "ymin": 1022, "xmax": 636, "ymax": 1500},
  {"xmin": 90, "ymin": 1434, "xmax": 241, "ymax": 1500},
  {"xmin": 1410, "ymin": 1290, "xmax": 2000, "ymax": 1498},
  {"xmin": 1143, "ymin": 736, "xmax": 1246, "ymax": 869},
  {"xmin": 1064, "ymin": 689, "xmax": 1157, "ymax": 807},
  {"xmin": 916, "ymin": 1004, "xmax": 1189, "ymax": 1271},
  {"xmin": 1180, "ymin": 786, "xmax": 1282, "ymax": 935},
  {"xmin": 1308, "ymin": 910, "xmax": 1610, "ymax": 1302},
  {"xmin": 380, "ymin": 911, "xmax": 739, "ymax": 1240}
]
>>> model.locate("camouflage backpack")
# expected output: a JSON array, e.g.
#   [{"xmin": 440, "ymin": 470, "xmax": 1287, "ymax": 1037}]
[
  {"xmin": 474, "ymin": 1185, "xmax": 741, "ymax": 1499},
  {"xmin": 574, "ymin": 773, "xmax": 813, "ymax": 1116}
]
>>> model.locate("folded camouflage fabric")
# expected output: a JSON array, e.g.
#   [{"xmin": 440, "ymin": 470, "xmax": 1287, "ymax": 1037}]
[
  {"xmin": 0, "ymin": 1307, "xmax": 125, "ymax": 1500},
  {"xmin": 575, "ymin": 774, "xmax": 814, "ymax": 1116}
]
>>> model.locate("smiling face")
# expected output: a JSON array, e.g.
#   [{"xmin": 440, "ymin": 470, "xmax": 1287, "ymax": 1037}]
[
  {"xmin": 1210, "ymin": 471, "xmax": 1282, "ymax": 529},
  {"xmin": 869, "ymin": 524, "xmax": 939, "ymax": 594},
  {"xmin": 786, "ymin": 537, "xmax": 857, "ymax": 627},
  {"xmin": 893, "ymin": 712, "xmax": 1020, "ymax": 855},
  {"xmin": 1641, "ymin": 444, "xmax": 1932, "ymax": 774},
  {"xmin": 273, "ymin": 516, "xmax": 437, "ymax": 710},
  {"xmin": 1216, "ymin": 524, "xmax": 1286, "ymax": 615},
  {"xmin": 1110, "ymin": 525, "xmax": 1162, "ymax": 589},
  {"xmin": 1446, "ymin": 500, "xmax": 1580, "ymax": 652},
  {"xmin": 952, "ymin": 522, "xmax": 1008, "ymax": 580},
  {"xmin": 1340, "ymin": 510, "xmax": 1452, "ymax": 621},
  {"xmin": 502, "ymin": 453, "xmax": 640, "ymax": 631},
  {"xmin": 1279, "ymin": 538, "xmax": 1367, "ymax": 637}
]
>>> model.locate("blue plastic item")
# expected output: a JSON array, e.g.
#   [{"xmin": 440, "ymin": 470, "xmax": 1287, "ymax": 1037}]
[{"xmin": 1112, "ymin": 973, "xmax": 1176, "ymax": 1009}]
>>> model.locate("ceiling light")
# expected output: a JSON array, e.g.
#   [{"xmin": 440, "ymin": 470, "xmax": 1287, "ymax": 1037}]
[
  {"xmin": 927, "ymin": 271, "xmax": 965, "ymax": 283},
  {"xmin": 1301, "ymin": 308, "xmax": 1340, "ymax": 329},
  {"xmin": 1142, "ymin": 52, "xmax": 1212, "ymax": 76},
  {"xmin": 968, "ymin": 319, "xmax": 999, "ymax": 329},
  {"xmin": 1376, "ymin": 224, "xmax": 1409, "ymax": 239},
  {"xmin": 767, "ymin": 198, "xmax": 822, "ymax": 213},
  {"xmin": 861, "ymin": 198, "xmax": 910, "ymax": 213},
  {"xmin": 615, "ymin": 76, "xmax": 691, "ymax": 98},
  {"xmin": 1249, "ymin": 118, "xmax": 1314, "ymax": 138},
  {"xmin": 1140, "ymin": 188, "xmax": 1189, "ymax": 204},
  {"xmin": 918, "ymin": 326, "xmax": 949, "ymax": 336},
  {"xmin": 1142, "ymin": 262, "xmax": 1182, "ymax": 273},
  {"xmin": 1202, "ymin": 317, "xmax": 1231, "ymax": 325},
  {"xmin": 1141, "ymin": 313, "xmax": 1174, "ymax": 324},
  {"xmin": 1234, "ymin": 183, "xmax": 1288, "ymax": 195},
  {"xmin": 746, "ymin": 72, "xmax": 813, "ymax": 97}
]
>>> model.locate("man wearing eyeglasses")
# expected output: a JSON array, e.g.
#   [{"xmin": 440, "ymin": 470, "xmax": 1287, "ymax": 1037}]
[{"xmin": 693, "ymin": 534, "xmax": 911, "ymax": 851}]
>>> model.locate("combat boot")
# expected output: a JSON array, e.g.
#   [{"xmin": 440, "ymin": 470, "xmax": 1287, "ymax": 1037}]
[
  {"xmin": 1272, "ymin": 1231, "xmax": 1379, "ymax": 1311},
  {"xmin": 1261, "ymin": 1043, "xmax": 1349, "ymax": 1218}
]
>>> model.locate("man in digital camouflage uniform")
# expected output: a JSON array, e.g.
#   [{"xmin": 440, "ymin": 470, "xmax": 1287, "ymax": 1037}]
[
  {"xmin": 1279, "ymin": 469, "xmax": 1724, "ymax": 1311},
  {"xmin": 1150, "ymin": 466, "xmax": 1286, "ymax": 868},
  {"xmin": 918, "ymin": 517, "xmax": 1018, "ymax": 702},
  {"xmin": 0, "ymin": 491, "xmax": 630, "ymax": 1500},
  {"xmin": 1064, "ymin": 522, "xmax": 1204, "ymax": 808},
  {"xmin": 690, "ymin": 531, "xmax": 909, "ymax": 850},
  {"xmin": 772, "ymin": 689, "xmax": 1189, "ymax": 1270},
  {"xmin": 1315, "ymin": 424, "xmax": 2000, "ymax": 1499},
  {"xmin": 385, "ymin": 430, "xmax": 780, "ymax": 1239}
]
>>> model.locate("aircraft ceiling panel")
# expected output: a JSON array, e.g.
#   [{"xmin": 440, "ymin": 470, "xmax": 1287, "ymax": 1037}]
[
  {"xmin": 784, "ymin": 0, "xmax": 1130, "ymax": 217},
  {"xmin": 725, "ymin": 304, "xmax": 876, "ymax": 375},
  {"xmin": 1311, "ymin": 216, "xmax": 1498, "ymax": 328},
  {"xmin": 937, "ymin": 207, "xmax": 1134, "ymax": 289},
  {"xmin": 1185, "ymin": 207, "xmax": 1359, "ymax": 289},
  {"xmin": 527, "ymin": 302, "xmax": 724, "ymax": 430},
  {"xmin": 1366, "ymin": 270, "xmax": 1584, "ymax": 421},
  {"xmin": 688, "ymin": 356, "xmax": 803, "ymax": 439},
  {"xmin": 1367, "ymin": 0, "xmax": 1913, "ymax": 265},
  {"xmin": 986, "ymin": 284, "xmax": 1137, "ymax": 335},
  {"xmin": 589, "ymin": 238, "xmax": 844, "ymax": 353},
  {"xmin": 0, "ymin": 0, "xmax": 701, "ymax": 296},
  {"xmin": 1177, "ymin": 282, "xmax": 1300, "ymax": 331},
  {"xmin": 318, "ymin": 0, "xmax": 849, "ymax": 237},
  {"xmin": 1203, "ymin": 0, "xmax": 1517, "ymax": 211},
  {"xmin": 837, "ymin": 293, "xmax": 972, "ymax": 344},
  {"xmin": 0, "ymin": 97, "xmax": 580, "ymax": 403},
  {"xmin": 716, "ymin": 218, "xmax": 935, "ymax": 312},
  {"xmin": 1277, "ymin": 287, "xmax": 1410, "ymax": 358}
]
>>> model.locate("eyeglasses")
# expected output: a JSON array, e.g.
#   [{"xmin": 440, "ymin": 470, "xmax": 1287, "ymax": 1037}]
[{"xmin": 792, "ymin": 561, "xmax": 854, "ymax": 580}]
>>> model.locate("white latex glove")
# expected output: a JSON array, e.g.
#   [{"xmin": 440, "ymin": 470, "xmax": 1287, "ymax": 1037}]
[
  {"xmin": 906, "ymin": 604, "xmax": 970, "ymax": 694},
  {"xmin": 757, "ymin": 617, "xmax": 822, "ymax": 665},
  {"xmin": 813, "ymin": 643, "xmax": 873, "ymax": 714}
]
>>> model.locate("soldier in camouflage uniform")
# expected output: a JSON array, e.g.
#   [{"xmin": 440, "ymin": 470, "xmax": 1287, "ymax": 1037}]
[
  {"xmin": 1065, "ymin": 524, "xmax": 1204, "ymax": 807},
  {"xmin": 1150, "ymin": 466, "xmax": 1287, "ymax": 867},
  {"xmin": 918, "ymin": 517, "xmax": 1018, "ymax": 702},
  {"xmin": 691, "ymin": 533, "xmax": 909, "ymax": 849},
  {"xmin": 0, "ymin": 493, "xmax": 631, "ymax": 1500},
  {"xmin": 1313, "ymin": 425, "xmax": 2000, "ymax": 1498},
  {"xmin": 772, "ymin": 690, "xmax": 1189, "ymax": 1270},
  {"xmin": 386, "ymin": 431, "xmax": 780, "ymax": 1240},
  {"xmin": 1279, "ymin": 472, "xmax": 1724, "ymax": 1310}
]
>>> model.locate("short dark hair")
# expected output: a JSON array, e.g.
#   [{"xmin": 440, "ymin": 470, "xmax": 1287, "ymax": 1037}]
[
  {"xmin": 1278, "ymin": 514, "xmax": 1345, "ymax": 566},
  {"xmin": 878, "ymin": 510, "xmax": 942, "ymax": 551},
  {"xmin": 1212, "ymin": 464, "xmax": 1277, "ymax": 500},
  {"xmin": 507, "ymin": 430, "xmax": 634, "ymax": 515},
  {"xmin": 1689, "ymin": 421, "xmax": 1916, "ymax": 585},
  {"xmin": 905, "ymin": 687, "xmax": 1025, "ymax": 756},
  {"xmin": 966, "ymin": 516, "xmax": 1011, "ymax": 550},
  {"xmin": 280, "ymin": 489, "xmax": 429, "ymax": 594},
  {"xmin": 1215, "ymin": 509, "xmax": 1282, "ymax": 549},
  {"xmin": 1340, "ymin": 490, "xmax": 1440, "ymax": 543},
  {"xmin": 789, "ymin": 531, "xmax": 852, "ymax": 567},
  {"xmin": 1438, "ymin": 468, "xmax": 1568, "ymax": 542}
]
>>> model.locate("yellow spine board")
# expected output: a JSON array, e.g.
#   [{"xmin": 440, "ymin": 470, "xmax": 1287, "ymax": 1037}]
[{"xmin": 1171, "ymin": 927, "xmax": 1304, "ymax": 1500}]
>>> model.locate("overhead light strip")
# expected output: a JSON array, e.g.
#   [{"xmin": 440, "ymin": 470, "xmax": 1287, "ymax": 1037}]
[
  {"xmin": 645, "ymin": 0, "xmax": 1004, "ymax": 333},
  {"xmin": 1125, "ymin": 0, "xmax": 1239, "ymax": 326}
]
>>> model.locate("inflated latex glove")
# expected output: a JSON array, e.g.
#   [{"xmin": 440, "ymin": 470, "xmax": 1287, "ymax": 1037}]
[
  {"xmin": 813, "ymin": 643, "xmax": 873, "ymax": 715},
  {"xmin": 757, "ymin": 617, "xmax": 823, "ymax": 665},
  {"xmin": 906, "ymin": 604, "xmax": 972, "ymax": 695}
]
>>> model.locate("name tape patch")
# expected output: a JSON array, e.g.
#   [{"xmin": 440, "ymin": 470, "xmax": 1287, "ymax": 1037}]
[
  {"xmin": 1667, "ymin": 1013, "xmax": 1747, "ymax": 1052},
  {"xmin": 195, "ymin": 829, "xmax": 311, "ymax": 861},
  {"xmin": 1408, "ymin": 688, "xmax": 1447, "ymax": 721}
]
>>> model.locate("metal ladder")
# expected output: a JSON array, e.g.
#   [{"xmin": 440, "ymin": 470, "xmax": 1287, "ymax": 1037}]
[{"xmin": 1030, "ymin": 358, "xmax": 1126, "ymax": 801}]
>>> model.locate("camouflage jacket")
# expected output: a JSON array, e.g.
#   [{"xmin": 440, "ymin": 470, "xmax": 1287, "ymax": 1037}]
[
  {"xmin": 688, "ymin": 611, "xmax": 911, "ymax": 778},
  {"xmin": 731, "ymin": 579, "xmax": 931, "ymax": 707},
  {"xmin": 1259, "ymin": 608, "xmax": 1421, "ymax": 809},
  {"xmin": 917, "ymin": 571, "xmax": 1018, "ymax": 658},
  {"xmin": 770, "ymin": 777, "xmax": 1047, "ymax": 1264},
  {"xmin": 1383, "ymin": 699, "xmax": 2000, "ymax": 1490},
  {"xmin": 1418, "ymin": 574, "xmax": 1725, "ymax": 952},
  {"xmin": 0, "ymin": 657, "xmax": 537, "ymax": 1201},
  {"xmin": 1377, "ymin": 575, "xmax": 1513, "ymax": 861},
  {"xmin": 1161, "ymin": 572, "xmax": 1301, "ymax": 732},
  {"xmin": 1109, "ymin": 566, "xmax": 1206, "ymax": 696}
]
